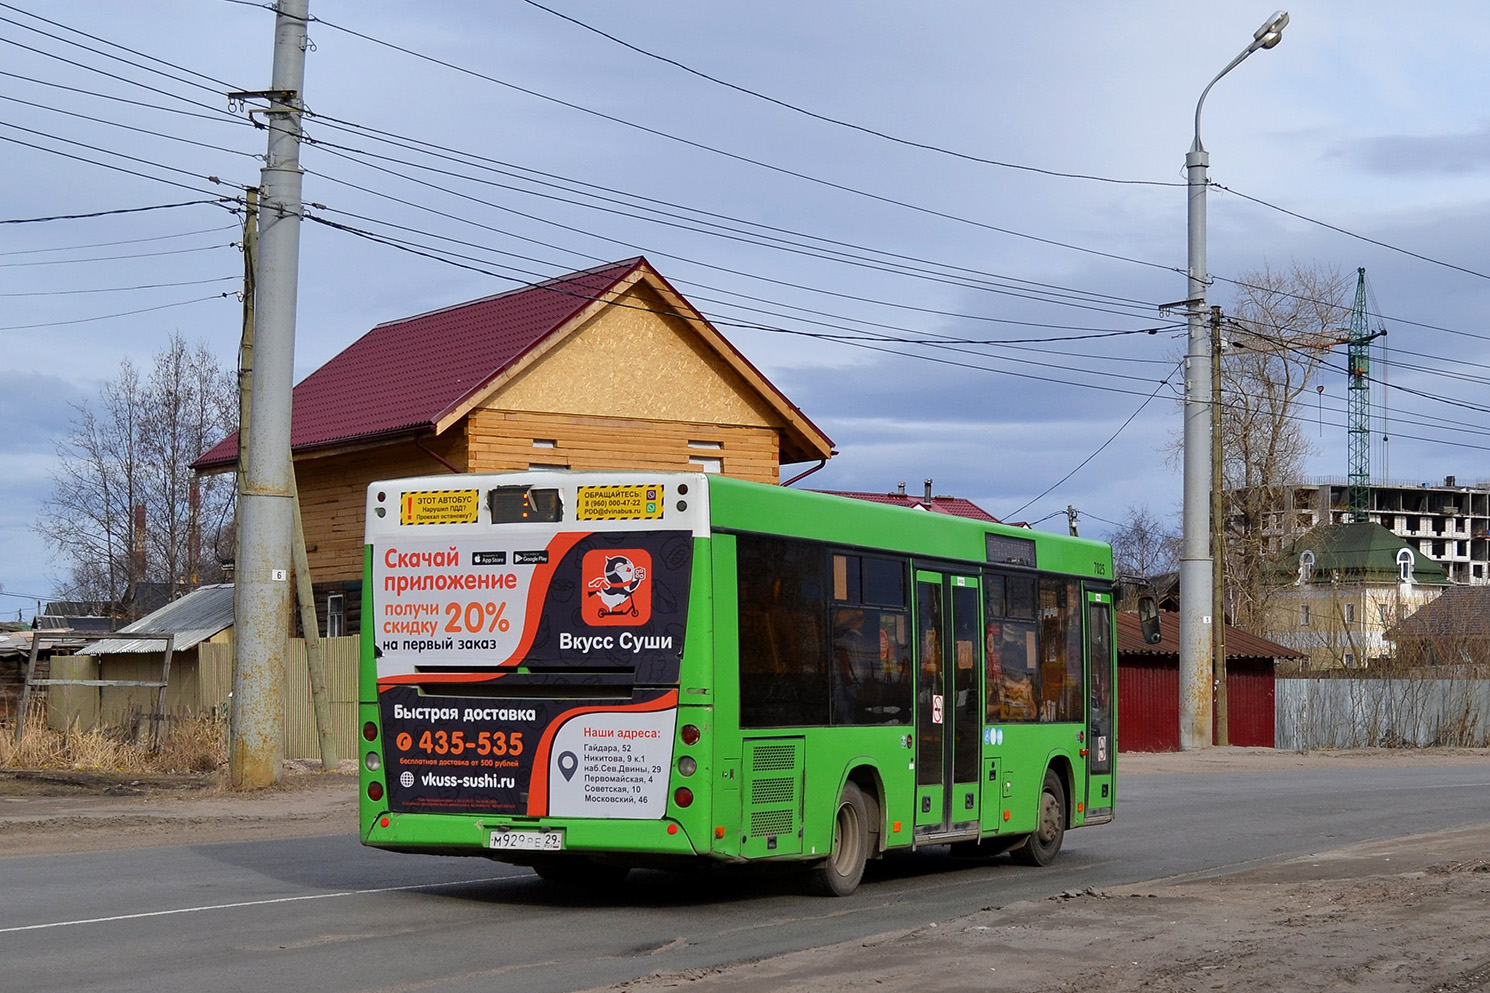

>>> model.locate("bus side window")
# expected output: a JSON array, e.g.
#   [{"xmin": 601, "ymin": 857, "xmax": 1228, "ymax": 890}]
[
  {"xmin": 992, "ymin": 575, "xmax": 1038, "ymax": 722},
  {"xmin": 1036, "ymin": 578, "xmax": 1085, "ymax": 722},
  {"xmin": 737, "ymin": 536, "xmax": 830, "ymax": 727},
  {"xmin": 831, "ymin": 554, "xmax": 912, "ymax": 726}
]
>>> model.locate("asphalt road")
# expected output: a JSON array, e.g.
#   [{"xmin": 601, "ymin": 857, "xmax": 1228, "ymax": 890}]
[{"xmin": 4, "ymin": 762, "xmax": 1488, "ymax": 993}]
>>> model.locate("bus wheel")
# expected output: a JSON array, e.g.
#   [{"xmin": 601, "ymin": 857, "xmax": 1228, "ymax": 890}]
[
  {"xmin": 532, "ymin": 856, "xmax": 630, "ymax": 889},
  {"xmin": 1010, "ymin": 768, "xmax": 1066, "ymax": 867},
  {"xmin": 807, "ymin": 782, "xmax": 870, "ymax": 897}
]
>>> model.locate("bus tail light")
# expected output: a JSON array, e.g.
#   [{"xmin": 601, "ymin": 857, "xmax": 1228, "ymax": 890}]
[
  {"xmin": 673, "ymin": 787, "xmax": 694, "ymax": 808},
  {"xmin": 677, "ymin": 756, "xmax": 697, "ymax": 777},
  {"xmin": 680, "ymin": 724, "xmax": 701, "ymax": 746},
  {"xmin": 368, "ymin": 781, "xmax": 384, "ymax": 802},
  {"xmin": 363, "ymin": 721, "xmax": 378, "ymax": 741}
]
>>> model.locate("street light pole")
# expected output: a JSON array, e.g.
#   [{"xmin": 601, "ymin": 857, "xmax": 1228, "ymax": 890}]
[{"xmin": 1179, "ymin": 10, "xmax": 1288, "ymax": 750}]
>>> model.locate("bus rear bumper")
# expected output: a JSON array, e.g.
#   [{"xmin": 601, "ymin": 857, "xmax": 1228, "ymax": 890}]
[{"xmin": 362, "ymin": 810, "xmax": 709, "ymax": 860}]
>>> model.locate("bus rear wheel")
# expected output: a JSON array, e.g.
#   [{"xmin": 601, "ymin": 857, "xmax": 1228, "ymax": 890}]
[
  {"xmin": 807, "ymin": 782, "xmax": 871, "ymax": 897},
  {"xmin": 1010, "ymin": 768, "xmax": 1066, "ymax": 867}
]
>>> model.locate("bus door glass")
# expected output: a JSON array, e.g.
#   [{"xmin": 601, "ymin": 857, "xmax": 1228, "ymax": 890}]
[
  {"xmin": 1084, "ymin": 590, "xmax": 1115, "ymax": 823},
  {"xmin": 914, "ymin": 571, "xmax": 982, "ymax": 835}
]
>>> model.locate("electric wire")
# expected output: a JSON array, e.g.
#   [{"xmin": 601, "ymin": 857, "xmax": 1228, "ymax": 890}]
[
  {"xmin": 0, "ymin": 93, "xmax": 258, "ymax": 160},
  {"xmin": 0, "ymin": 276, "xmax": 237, "ymax": 297},
  {"xmin": 1004, "ymin": 369, "xmax": 1179, "ymax": 521},
  {"xmin": 309, "ymin": 112, "xmax": 1159, "ymax": 312},
  {"xmin": 0, "ymin": 292, "xmax": 236, "ymax": 332},
  {"xmin": 306, "ymin": 126, "xmax": 1163, "ymax": 316},
  {"xmin": 0, "ymin": 128, "xmax": 246, "ymax": 199},
  {"xmin": 0, "ymin": 243, "xmax": 237, "ymax": 267},
  {"xmin": 307, "ymin": 13, "xmax": 1183, "ymax": 277},
  {"xmin": 518, "ymin": 0, "xmax": 1181, "ymax": 190},
  {"xmin": 0, "ymin": 199, "xmax": 231, "ymax": 224},
  {"xmin": 0, "ymin": 223, "xmax": 238, "ymax": 256}
]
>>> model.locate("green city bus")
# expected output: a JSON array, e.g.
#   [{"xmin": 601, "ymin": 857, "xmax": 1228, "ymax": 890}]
[{"xmin": 359, "ymin": 470, "xmax": 1117, "ymax": 896}]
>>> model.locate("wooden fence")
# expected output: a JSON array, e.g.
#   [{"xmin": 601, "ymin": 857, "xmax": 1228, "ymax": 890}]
[{"xmin": 190, "ymin": 636, "xmax": 361, "ymax": 761}]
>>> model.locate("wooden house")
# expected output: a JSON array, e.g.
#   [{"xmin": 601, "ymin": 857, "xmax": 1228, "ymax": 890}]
[{"xmin": 194, "ymin": 257, "xmax": 835, "ymax": 627}]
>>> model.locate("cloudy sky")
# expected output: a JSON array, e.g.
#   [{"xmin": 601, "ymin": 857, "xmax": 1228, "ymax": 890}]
[{"xmin": 3, "ymin": 1, "xmax": 1489, "ymax": 616}]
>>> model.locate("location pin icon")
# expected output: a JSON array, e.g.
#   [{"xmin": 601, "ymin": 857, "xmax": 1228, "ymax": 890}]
[{"xmin": 558, "ymin": 751, "xmax": 578, "ymax": 782}]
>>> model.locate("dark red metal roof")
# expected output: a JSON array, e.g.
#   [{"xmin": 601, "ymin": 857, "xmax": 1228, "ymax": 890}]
[
  {"xmin": 1115, "ymin": 610, "xmax": 1303, "ymax": 661},
  {"xmin": 819, "ymin": 490, "xmax": 1001, "ymax": 523},
  {"xmin": 194, "ymin": 258, "xmax": 645, "ymax": 469}
]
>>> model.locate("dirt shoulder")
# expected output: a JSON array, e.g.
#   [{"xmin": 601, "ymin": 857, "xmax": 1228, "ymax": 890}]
[
  {"xmin": 0, "ymin": 762, "xmax": 358, "ymax": 856},
  {"xmin": 596, "ymin": 824, "xmax": 1490, "ymax": 993}
]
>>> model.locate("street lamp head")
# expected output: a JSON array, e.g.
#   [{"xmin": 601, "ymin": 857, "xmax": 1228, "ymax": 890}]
[{"xmin": 1249, "ymin": 10, "xmax": 1289, "ymax": 52}]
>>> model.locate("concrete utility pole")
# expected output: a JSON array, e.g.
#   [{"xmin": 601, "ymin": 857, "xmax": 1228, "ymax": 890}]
[
  {"xmin": 230, "ymin": 1, "xmax": 309, "ymax": 788},
  {"xmin": 1179, "ymin": 10, "xmax": 1288, "ymax": 750}
]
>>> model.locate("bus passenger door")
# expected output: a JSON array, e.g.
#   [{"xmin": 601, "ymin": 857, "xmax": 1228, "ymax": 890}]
[
  {"xmin": 1084, "ymin": 590, "xmax": 1115, "ymax": 824},
  {"xmin": 914, "ymin": 572, "xmax": 982, "ymax": 837}
]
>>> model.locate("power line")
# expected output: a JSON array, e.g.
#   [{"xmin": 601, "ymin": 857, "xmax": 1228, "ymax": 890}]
[
  {"xmin": 308, "ymin": 13, "xmax": 1183, "ymax": 277},
  {"xmin": 0, "ymin": 243, "xmax": 237, "ymax": 267},
  {"xmin": 306, "ymin": 125, "xmax": 1163, "ymax": 315},
  {"xmin": 0, "ymin": 128, "xmax": 245, "ymax": 199},
  {"xmin": 0, "ymin": 223, "xmax": 238, "ymax": 256},
  {"xmin": 1213, "ymin": 182, "xmax": 1490, "ymax": 283},
  {"xmin": 0, "ymin": 292, "xmax": 236, "ymax": 332},
  {"xmin": 0, "ymin": 92, "xmax": 259, "ymax": 160},
  {"xmin": 519, "ymin": 0, "xmax": 1180, "ymax": 190},
  {"xmin": 1004, "ymin": 369, "xmax": 1179, "ymax": 521},
  {"xmin": 0, "ymin": 199, "xmax": 231, "ymax": 224},
  {"xmin": 0, "ymin": 276, "xmax": 237, "ymax": 297},
  {"xmin": 0, "ymin": 2, "xmax": 245, "ymax": 94}
]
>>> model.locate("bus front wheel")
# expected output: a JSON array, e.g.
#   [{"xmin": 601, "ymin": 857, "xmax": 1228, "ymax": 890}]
[
  {"xmin": 1010, "ymin": 768, "xmax": 1066, "ymax": 867},
  {"xmin": 807, "ymin": 782, "xmax": 871, "ymax": 896}
]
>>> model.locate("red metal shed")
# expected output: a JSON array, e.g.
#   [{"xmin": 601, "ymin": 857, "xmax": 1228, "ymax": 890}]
[{"xmin": 1115, "ymin": 611, "xmax": 1302, "ymax": 752}]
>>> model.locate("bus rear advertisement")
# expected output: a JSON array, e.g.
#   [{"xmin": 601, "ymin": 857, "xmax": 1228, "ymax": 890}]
[{"xmin": 359, "ymin": 471, "xmax": 1117, "ymax": 896}]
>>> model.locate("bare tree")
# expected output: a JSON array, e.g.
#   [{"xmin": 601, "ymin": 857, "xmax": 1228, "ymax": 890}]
[
  {"xmin": 1108, "ymin": 504, "xmax": 1181, "ymax": 596},
  {"xmin": 37, "ymin": 334, "xmax": 237, "ymax": 618},
  {"xmin": 1221, "ymin": 261, "xmax": 1350, "ymax": 631}
]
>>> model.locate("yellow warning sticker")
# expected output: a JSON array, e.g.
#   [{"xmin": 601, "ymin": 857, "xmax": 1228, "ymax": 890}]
[
  {"xmin": 576, "ymin": 484, "xmax": 665, "ymax": 521},
  {"xmin": 400, "ymin": 489, "xmax": 480, "ymax": 525}
]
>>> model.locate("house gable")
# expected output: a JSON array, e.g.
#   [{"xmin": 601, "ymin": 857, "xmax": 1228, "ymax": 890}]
[{"xmin": 493, "ymin": 281, "xmax": 780, "ymax": 427}]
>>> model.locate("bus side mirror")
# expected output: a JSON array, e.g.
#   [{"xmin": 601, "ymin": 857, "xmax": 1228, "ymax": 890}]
[{"xmin": 1137, "ymin": 596, "xmax": 1162, "ymax": 645}]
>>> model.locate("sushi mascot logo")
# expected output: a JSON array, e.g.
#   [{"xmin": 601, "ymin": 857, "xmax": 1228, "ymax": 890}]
[{"xmin": 581, "ymin": 548, "xmax": 652, "ymax": 626}]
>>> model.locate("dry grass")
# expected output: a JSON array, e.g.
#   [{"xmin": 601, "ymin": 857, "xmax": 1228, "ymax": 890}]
[{"xmin": 0, "ymin": 706, "xmax": 228, "ymax": 775}]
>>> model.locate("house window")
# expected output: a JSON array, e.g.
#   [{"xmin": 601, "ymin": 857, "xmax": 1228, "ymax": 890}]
[
  {"xmin": 532, "ymin": 439, "xmax": 557, "ymax": 449},
  {"xmin": 1298, "ymin": 549, "xmax": 1315, "ymax": 585},
  {"xmin": 326, "ymin": 594, "xmax": 345, "ymax": 638},
  {"xmin": 1343, "ymin": 652, "xmax": 1357, "ymax": 668},
  {"xmin": 688, "ymin": 440, "xmax": 723, "ymax": 474},
  {"xmin": 1343, "ymin": 602, "xmax": 1355, "ymax": 624},
  {"xmin": 689, "ymin": 456, "xmax": 723, "ymax": 473},
  {"xmin": 1397, "ymin": 548, "xmax": 1416, "ymax": 584},
  {"xmin": 1299, "ymin": 604, "xmax": 1311, "ymax": 627}
]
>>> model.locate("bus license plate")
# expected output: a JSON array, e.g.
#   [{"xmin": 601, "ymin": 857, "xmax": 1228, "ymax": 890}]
[{"xmin": 489, "ymin": 830, "xmax": 563, "ymax": 852}]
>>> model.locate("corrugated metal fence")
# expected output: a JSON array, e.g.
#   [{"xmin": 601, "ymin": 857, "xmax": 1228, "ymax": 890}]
[
  {"xmin": 199, "ymin": 636, "xmax": 360, "ymax": 761},
  {"xmin": 1276, "ymin": 677, "xmax": 1490, "ymax": 749}
]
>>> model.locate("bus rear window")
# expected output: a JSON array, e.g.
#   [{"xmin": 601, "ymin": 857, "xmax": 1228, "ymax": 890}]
[{"xmin": 488, "ymin": 486, "xmax": 562, "ymax": 523}]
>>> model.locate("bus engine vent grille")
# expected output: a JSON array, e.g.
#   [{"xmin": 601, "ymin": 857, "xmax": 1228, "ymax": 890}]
[
  {"xmin": 750, "ymin": 808, "xmax": 795, "ymax": 837},
  {"xmin": 750, "ymin": 776, "xmax": 795, "ymax": 806},
  {"xmin": 751, "ymin": 744, "xmax": 797, "ymax": 772}
]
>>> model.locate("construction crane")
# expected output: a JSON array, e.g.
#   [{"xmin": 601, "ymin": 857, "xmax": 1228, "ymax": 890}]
[{"xmin": 1344, "ymin": 267, "xmax": 1387, "ymax": 522}]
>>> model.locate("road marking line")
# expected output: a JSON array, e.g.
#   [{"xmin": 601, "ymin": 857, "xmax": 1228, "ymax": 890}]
[{"xmin": 0, "ymin": 877, "xmax": 498, "ymax": 934}]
